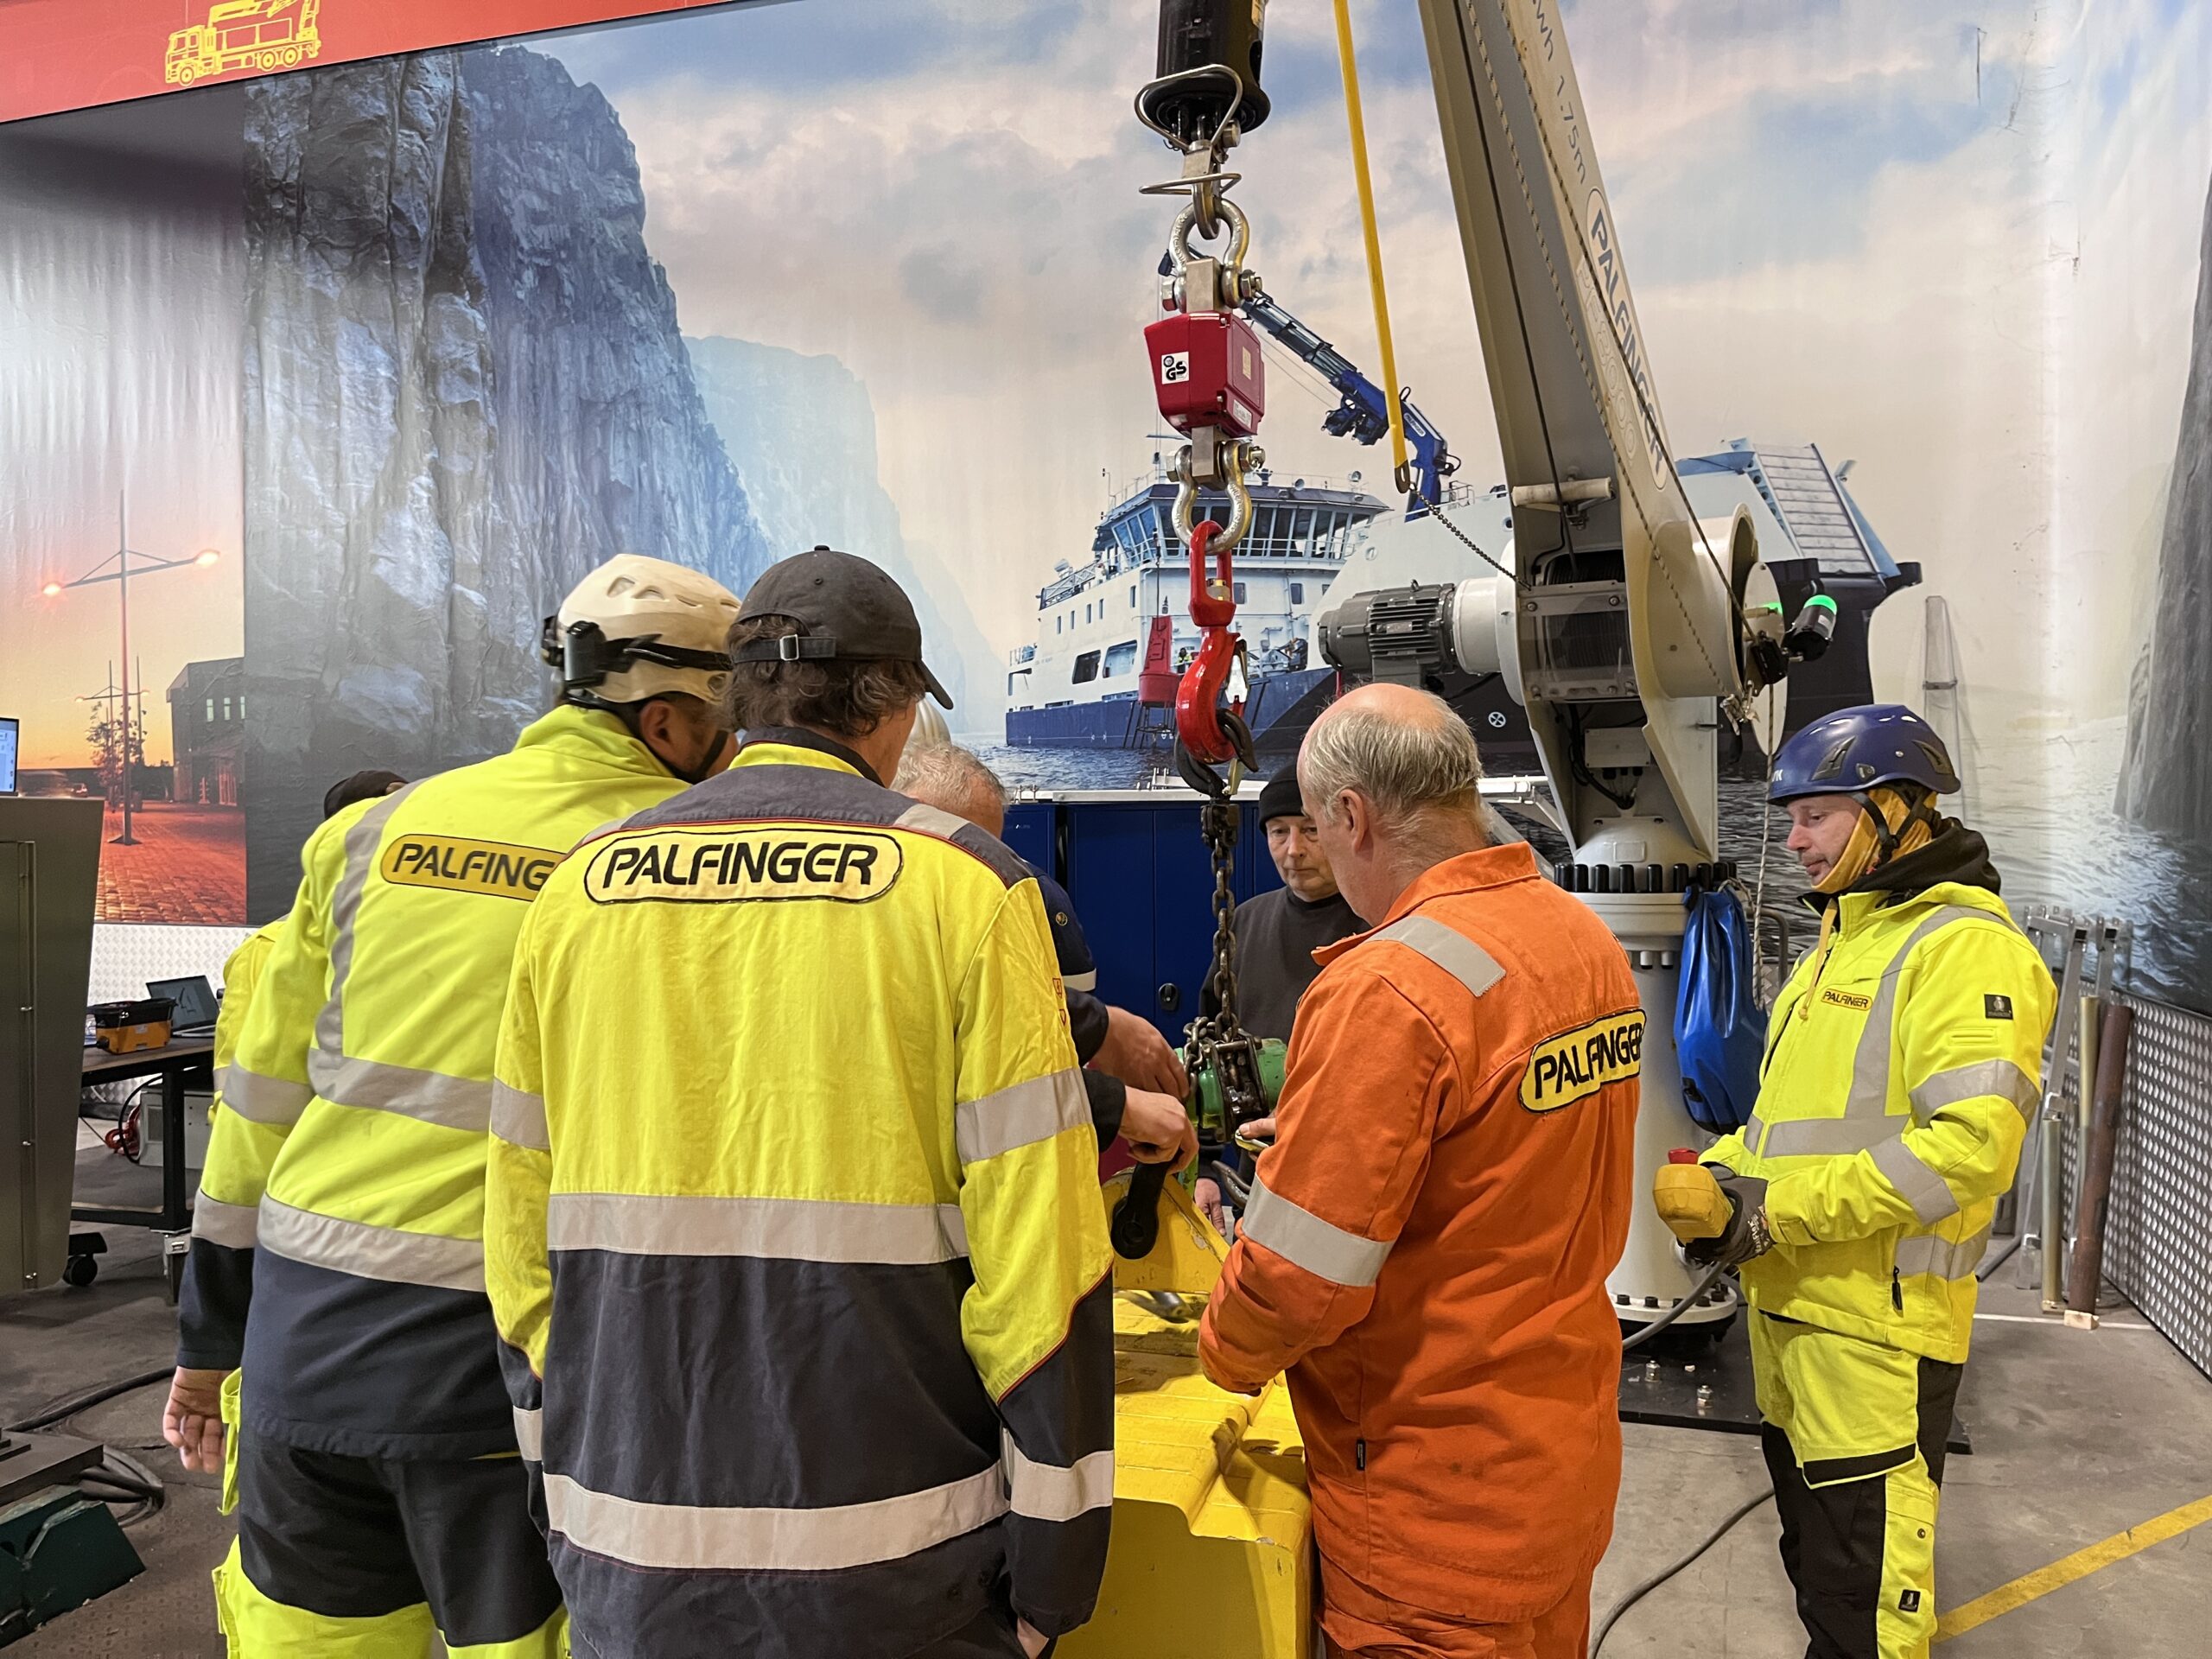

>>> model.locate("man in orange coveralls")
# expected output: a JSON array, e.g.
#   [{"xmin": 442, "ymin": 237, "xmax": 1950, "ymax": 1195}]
[{"xmin": 1199, "ymin": 683, "xmax": 1642, "ymax": 1659}]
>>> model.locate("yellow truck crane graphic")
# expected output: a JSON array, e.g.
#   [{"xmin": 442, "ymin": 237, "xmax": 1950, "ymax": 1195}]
[{"xmin": 164, "ymin": 0, "xmax": 322, "ymax": 86}]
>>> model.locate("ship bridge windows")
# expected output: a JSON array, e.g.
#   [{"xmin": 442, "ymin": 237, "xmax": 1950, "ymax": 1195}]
[
  {"xmin": 1071, "ymin": 650, "xmax": 1103, "ymax": 685},
  {"xmin": 1103, "ymin": 640, "xmax": 1138, "ymax": 679}
]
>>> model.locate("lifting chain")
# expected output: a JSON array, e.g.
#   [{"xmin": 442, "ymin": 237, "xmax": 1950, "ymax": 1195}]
[{"xmin": 1182, "ymin": 799, "xmax": 1268, "ymax": 1145}]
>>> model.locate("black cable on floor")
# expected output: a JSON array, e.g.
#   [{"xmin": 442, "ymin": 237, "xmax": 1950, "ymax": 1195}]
[
  {"xmin": 5, "ymin": 1366, "xmax": 172, "ymax": 1433},
  {"xmin": 77, "ymin": 1446, "xmax": 168, "ymax": 1529},
  {"xmin": 1591, "ymin": 1485, "xmax": 1776, "ymax": 1654}
]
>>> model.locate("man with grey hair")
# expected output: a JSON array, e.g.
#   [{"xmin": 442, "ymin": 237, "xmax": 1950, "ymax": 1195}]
[
  {"xmin": 893, "ymin": 742, "xmax": 1196, "ymax": 1169},
  {"xmin": 1199, "ymin": 683, "xmax": 1643, "ymax": 1659}
]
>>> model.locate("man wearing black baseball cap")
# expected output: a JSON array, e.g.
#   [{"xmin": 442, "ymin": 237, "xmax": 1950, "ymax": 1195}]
[
  {"xmin": 485, "ymin": 546, "xmax": 1116, "ymax": 1659},
  {"xmin": 729, "ymin": 543, "xmax": 957, "ymax": 717}
]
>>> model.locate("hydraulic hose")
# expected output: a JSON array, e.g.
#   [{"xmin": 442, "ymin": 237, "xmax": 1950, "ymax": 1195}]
[
  {"xmin": 5, "ymin": 1367, "xmax": 171, "ymax": 1433},
  {"xmin": 1591, "ymin": 1484, "xmax": 1776, "ymax": 1652},
  {"xmin": 1618, "ymin": 1258, "xmax": 1732, "ymax": 1353}
]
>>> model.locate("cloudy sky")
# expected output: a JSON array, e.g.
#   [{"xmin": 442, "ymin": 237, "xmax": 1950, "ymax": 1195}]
[{"xmin": 533, "ymin": 0, "xmax": 2211, "ymax": 739}]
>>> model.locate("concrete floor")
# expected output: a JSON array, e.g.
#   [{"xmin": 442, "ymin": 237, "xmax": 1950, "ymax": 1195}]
[{"xmin": 4, "ymin": 1224, "xmax": 2208, "ymax": 1658}]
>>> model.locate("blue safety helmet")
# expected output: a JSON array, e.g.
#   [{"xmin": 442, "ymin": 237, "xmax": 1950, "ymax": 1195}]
[{"xmin": 1770, "ymin": 703, "xmax": 1958, "ymax": 804}]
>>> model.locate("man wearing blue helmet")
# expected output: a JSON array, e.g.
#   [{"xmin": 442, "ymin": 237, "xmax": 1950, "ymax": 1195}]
[{"xmin": 1652, "ymin": 704, "xmax": 2054, "ymax": 1659}]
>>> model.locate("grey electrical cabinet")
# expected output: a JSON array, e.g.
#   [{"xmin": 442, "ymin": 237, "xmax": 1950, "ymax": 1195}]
[{"xmin": 1, "ymin": 798, "xmax": 102, "ymax": 1295}]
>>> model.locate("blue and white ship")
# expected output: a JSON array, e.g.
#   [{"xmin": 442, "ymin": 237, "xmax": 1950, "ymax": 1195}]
[{"xmin": 1004, "ymin": 464, "xmax": 1391, "ymax": 752}]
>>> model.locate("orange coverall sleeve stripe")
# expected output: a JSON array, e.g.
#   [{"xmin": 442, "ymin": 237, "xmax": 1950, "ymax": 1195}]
[{"xmin": 1199, "ymin": 964, "xmax": 1452, "ymax": 1395}]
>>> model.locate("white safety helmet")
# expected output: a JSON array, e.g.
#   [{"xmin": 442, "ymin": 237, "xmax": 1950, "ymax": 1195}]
[{"xmin": 540, "ymin": 554, "xmax": 741, "ymax": 709}]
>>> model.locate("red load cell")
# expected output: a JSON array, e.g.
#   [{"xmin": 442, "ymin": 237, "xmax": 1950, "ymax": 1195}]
[{"xmin": 1144, "ymin": 310, "xmax": 1266, "ymax": 439}]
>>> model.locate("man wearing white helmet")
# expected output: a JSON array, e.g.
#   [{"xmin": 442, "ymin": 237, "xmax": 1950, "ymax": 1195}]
[{"xmin": 164, "ymin": 554, "xmax": 741, "ymax": 1657}]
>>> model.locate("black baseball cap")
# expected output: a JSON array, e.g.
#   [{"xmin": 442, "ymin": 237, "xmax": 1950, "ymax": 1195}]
[
  {"xmin": 1257, "ymin": 769, "xmax": 1309, "ymax": 826},
  {"xmin": 734, "ymin": 547, "xmax": 953, "ymax": 709}
]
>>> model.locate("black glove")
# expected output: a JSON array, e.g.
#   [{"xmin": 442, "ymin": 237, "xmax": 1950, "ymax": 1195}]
[{"xmin": 1684, "ymin": 1172, "xmax": 1772, "ymax": 1268}]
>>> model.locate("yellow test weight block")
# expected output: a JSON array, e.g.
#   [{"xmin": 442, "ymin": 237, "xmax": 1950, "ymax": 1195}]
[{"xmin": 1059, "ymin": 1173, "xmax": 1313, "ymax": 1658}]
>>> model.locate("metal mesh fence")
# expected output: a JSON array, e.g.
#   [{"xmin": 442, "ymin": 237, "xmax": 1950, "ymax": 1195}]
[{"xmin": 2067, "ymin": 995, "xmax": 2212, "ymax": 1376}]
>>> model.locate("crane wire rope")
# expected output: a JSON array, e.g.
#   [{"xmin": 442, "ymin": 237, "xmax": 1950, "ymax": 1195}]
[{"xmin": 1330, "ymin": 0, "xmax": 1412, "ymax": 495}]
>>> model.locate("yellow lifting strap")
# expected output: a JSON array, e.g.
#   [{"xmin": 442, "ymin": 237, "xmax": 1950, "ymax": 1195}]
[{"xmin": 1332, "ymin": 0, "xmax": 1411, "ymax": 497}]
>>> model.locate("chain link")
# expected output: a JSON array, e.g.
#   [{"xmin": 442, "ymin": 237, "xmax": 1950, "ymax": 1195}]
[{"xmin": 1188, "ymin": 800, "xmax": 1243, "ymax": 1048}]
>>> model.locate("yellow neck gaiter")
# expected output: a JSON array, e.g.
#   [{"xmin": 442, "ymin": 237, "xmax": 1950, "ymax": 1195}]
[{"xmin": 1813, "ymin": 785, "xmax": 1936, "ymax": 945}]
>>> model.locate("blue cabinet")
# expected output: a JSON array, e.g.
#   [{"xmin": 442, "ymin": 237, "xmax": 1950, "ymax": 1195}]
[{"xmin": 1009, "ymin": 798, "xmax": 1281, "ymax": 1043}]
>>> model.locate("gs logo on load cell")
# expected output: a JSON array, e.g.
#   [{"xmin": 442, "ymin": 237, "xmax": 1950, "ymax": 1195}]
[
  {"xmin": 1520, "ymin": 1008, "xmax": 1645, "ymax": 1114},
  {"xmin": 382, "ymin": 836, "xmax": 557, "ymax": 901},
  {"xmin": 582, "ymin": 826, "xmax": 902, "ymax": 906}
]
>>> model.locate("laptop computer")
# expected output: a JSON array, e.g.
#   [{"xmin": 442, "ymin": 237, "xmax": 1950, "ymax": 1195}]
[{"xmin": 147, "ymin": 974, "xmax": 219, "ymax": 1036}]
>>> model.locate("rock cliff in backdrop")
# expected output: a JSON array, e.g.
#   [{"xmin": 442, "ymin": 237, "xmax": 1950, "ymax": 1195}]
[
  {"xmin": 686, "ymin": 335, "xmax": 991, "ymax": 719},
  {"xmin": 242, "ymin": 48, "xmax": 768, "ymax": 913},
  {"xmin": 2118, "ymin": 175, "xmax": 2212, "ymax": 836}
]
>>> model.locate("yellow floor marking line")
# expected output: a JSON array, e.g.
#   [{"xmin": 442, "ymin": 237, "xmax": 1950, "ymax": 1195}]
[{"xmin": 1936, "ymin": 1491, "xmax": 2212, "ymax": 1641}]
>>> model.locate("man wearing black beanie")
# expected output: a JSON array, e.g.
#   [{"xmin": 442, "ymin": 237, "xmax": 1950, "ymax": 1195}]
[{"xmin": 1204, "ymin": 768, "xmax": 1363, "ymax": 1044}]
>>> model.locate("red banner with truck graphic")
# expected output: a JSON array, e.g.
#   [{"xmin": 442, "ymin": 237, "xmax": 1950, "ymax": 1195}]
[{"xmin": 0, "ymin": 0, "xmax": 741, "ymax": 125}]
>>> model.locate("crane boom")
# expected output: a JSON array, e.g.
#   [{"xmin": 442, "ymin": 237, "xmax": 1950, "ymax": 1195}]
[
  {"xmin": 1412, "ymin": 0, "xmax": 1752, "ymax": 866},
  {"xmin": 1241, "ymin": 290, "xmax": 1457, "ymax": 519}
]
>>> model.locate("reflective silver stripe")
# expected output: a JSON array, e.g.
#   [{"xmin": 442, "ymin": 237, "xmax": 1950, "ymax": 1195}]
[
  {"xmin": 957, "ymin": 1070, "xmax": 1088, "ymax": 1164},
  {"xmin": 938, "ymin": 1204, "xmax": 969, "ymax": 1256},
  {"xmin": 512, "ymin": 1407, "xmax": 543, "ymax": 1462},
  {"xmin": 491, "ymin": 1082, "xmax": 550, "ymax": 1151},
  {"xmin": 543, "ymin": 1464, "xmax": 1006, "ymax": 1573},
  {"xmin": 894, "ymin": 802, "xmax": 974, "ymax": 842},
  {"xmin": 307, "ymin": 1051, "xmax": 493, "ymax": 1133},
  {"xmin": 1910, "ymin": 1058, "xmax": 2040, "ymax": 1124},
  {"xmin": 1239, "ymin": 1175, "xmax": 1392, "ymax": 1288},
  {"xmin": 1758, "ymin": 1118, "xmax": 1900, "ymax": 1157},
  {"xmin": 1062, "ymin": 970, "xmax": 1098, "ymax": 993},
  {"xmin": 191, "ymin": 1194, "xmax": 260, "ymax": 1249},
  {"xmin": 1868, "ymin": 1135, "xmax": 1961, "ymax": 1225},
  {"xmin": 1843, "ymin": 906, "xmax": 1993, "ymax": 1119},
  {"xmin": 1370, "ymin": 914, "xmax": 1504, "ymax": 997},
  {"xmin": 257, "ymin": 1198, "xmax": 486, "ymax": 1293},
  {"xmin": 1743, "ymin": 1110, "xmax": 1766, "ymax": 1149},
  {"xmin": 1896, "ymin": 1224, "xmax": 1991, "ymax": 1281},
  {"xmin": 312, "ymin": 785, "xmax": 416, "ymax": 1069},
  {"xmin": 548, "ymin": 1192, "xmax": 969, "ymax": 1265},
  {"xmin": 1003, "ymin": 1434, "xmax": 1113, "ymax": 1524},
  {"xmin": 220, "ymin": 1065, "xmax": 313, "ymax": 1126}
]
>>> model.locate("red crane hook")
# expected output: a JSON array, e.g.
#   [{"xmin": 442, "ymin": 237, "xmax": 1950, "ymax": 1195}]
[{"xmin": 1173, "ymin": 519, "xmax": 1258, "ymax": 791}]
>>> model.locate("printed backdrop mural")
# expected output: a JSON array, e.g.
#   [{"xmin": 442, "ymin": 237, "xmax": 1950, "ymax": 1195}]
[{"xmin": 2, "ymin": 0, "xmax": 2209, "ymax": 1007}]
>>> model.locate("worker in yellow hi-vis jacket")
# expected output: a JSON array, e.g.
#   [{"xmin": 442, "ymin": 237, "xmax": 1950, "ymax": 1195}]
[
  {"xmin": 1655, "ymin": 705, "xmax": 2054, "ymax": 1659},
  {"xmin": 163, "ymin": 556, "xmax": 741, "ymax": 1657},
  {"xmin": 486, "ymin": 549, "xmax": 1122, "ymax": 1659}
]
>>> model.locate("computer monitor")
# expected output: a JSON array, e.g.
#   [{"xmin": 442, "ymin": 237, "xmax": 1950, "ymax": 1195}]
[
  {"xmin": 147, "ymin": 974, "xmax": 219, "ymax": 1034},
  {"xmin": 0, "ymin": 716, "xmax": 18, "ymax": 795}
]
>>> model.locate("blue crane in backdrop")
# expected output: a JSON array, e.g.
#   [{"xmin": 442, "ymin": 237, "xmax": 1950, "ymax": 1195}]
[{"xmin": 1241, "ymin": 290, "xmax": 1457, "ymax": 519}]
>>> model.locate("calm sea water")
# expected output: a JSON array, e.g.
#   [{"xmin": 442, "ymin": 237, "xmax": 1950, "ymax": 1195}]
[{"xmin": 973, "ymin": 715, "xmax": 2211, "ymax": 1012}]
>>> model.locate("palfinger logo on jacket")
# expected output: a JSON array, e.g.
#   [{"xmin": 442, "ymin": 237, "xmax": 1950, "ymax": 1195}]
[
  {"xmin": 1520, "ymin": 1008, "xmax": 1645, "ymax": 1114},
  {"xmin": 381, "ymin": 836, "xmax": 558, "ymax": 900},
  {"xmin": 583, "ymin": 826, "xmax": 905, "ymax": 906}
]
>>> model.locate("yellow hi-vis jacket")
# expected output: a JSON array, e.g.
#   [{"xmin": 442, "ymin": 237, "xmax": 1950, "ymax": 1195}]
[
  {"xmin": 486, "ymin": 730, "xmax": 1116, "ymax": 1659},
  {"xmin": 175, "ymin": 919, "xmax": 286, "ymax": 1371},
  {"xmin": 179, "ymin": 706, "xmax": 689, "ymax": 1458},
  {"xmin": 1704, "ymin": 880, "xmax": 2055, "ymax": 1363}
]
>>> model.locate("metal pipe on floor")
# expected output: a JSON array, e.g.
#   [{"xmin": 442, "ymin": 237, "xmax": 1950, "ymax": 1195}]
[{"xmin": 2066, "ymin": 1001, "xmax": 2134, "ymax": 1316}]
